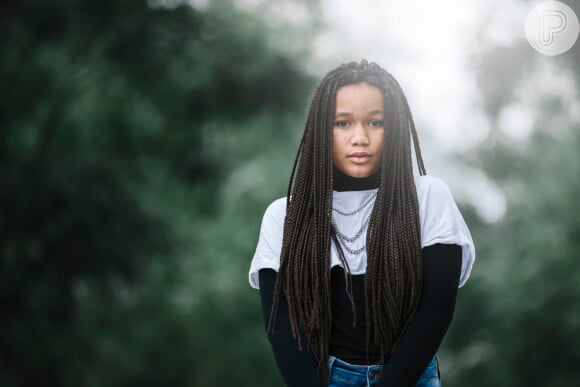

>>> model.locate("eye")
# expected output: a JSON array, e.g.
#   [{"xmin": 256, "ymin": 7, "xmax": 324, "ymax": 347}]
[
  {"xmin": 369, "ymin": 120, "xmax": 384, "ymax": 128},
  {"xmin": 334, "ymin": 120, "xmax": 350, "ymax": 128}
]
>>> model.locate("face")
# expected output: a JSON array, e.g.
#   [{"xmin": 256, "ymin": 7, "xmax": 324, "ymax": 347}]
[{"xmin": 332, "ymin": 82, "xmax": 385, "ymax": 178}]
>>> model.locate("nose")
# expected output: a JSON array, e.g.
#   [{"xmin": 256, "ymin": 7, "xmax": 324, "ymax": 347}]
[{"xmin": 350, "ymin": 123, "xmax": 369, "ymax": 146}]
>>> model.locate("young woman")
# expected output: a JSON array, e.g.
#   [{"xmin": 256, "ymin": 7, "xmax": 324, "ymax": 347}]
[{"xmin": 249, "ymin": 60, "xmax": 475, "ymax": 387}]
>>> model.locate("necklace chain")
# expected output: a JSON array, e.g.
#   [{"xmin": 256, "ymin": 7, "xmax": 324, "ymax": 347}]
[
  {"xmin": 337, "ymin": 239, "xmax": 366, "ymax": 255},
  {"xmin": 332, "ymin": 192, "xmax": 377, "ymax": 217},
  {"xmin": 332, "ymin": 212, "xmax": 371, "ymax": 243},
  {"xmin": 331, "ymin": 193, "xmax": 376, "ymax": 255}
]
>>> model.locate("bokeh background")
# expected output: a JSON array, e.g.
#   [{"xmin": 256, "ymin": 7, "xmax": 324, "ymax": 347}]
[{"xmin": 1, "ymin": 0, "xmax": 579, "ymax": 386}]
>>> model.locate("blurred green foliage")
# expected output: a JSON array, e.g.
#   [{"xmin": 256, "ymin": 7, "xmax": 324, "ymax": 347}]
[
  {"xmin": 438, "ymin": 14, "xmax": 580, "ymax": 385},
  {"xmin": 1, "ymin": 0, "xmax": 580, "ymax": 386},
  {"xmin": 1, "ymin": 0, "xmax": 315, "ymax": 386}
]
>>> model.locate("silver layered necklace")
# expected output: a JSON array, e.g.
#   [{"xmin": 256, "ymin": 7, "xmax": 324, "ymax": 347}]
[{"xmin": 331, "ymin": 192, "xmax": 377, "ymax": 255}]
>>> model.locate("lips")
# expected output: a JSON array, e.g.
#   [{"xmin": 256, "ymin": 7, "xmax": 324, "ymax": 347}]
[{"xmin": 348, "ymin": 152, "xmax": 372, "ymax": 164}]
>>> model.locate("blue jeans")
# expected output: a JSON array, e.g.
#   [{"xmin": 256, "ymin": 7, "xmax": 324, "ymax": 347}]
[{"xmin": 327, "ymin": 355, "xmax": 441, "ymax": 387}]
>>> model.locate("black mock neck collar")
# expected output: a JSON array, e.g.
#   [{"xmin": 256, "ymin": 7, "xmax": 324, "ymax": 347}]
[{"xmin": 332, "ymin": 165, "xmax": 381, "ymax": 192}]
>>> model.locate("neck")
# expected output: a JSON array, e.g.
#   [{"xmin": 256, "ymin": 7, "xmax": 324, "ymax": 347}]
[{"xmin": 332, "ymin": 165, "xmax": 381, "ymax": 191}]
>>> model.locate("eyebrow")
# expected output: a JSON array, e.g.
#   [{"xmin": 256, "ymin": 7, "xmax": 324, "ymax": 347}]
[{"xmin": 334, "ymin": 109, "xmax": 385, "ymax": 118}]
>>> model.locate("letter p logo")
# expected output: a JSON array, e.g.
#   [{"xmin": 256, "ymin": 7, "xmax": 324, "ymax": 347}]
[
  {"xmin": 539, "ymin": 10, "xmax": 567, "ymax": 46},
  {"xmin": 525, "ymin": 1, "xmax": 579, "ymax": 56}
]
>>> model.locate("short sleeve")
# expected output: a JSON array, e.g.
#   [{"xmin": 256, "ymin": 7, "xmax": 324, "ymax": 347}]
[
  {"xmin": 248, "ymin": 197, "xmax": 287, "ymax": 289},
  {"xmin": 417, "ymin": 176, "xmax": 476, "ymax": 287}
]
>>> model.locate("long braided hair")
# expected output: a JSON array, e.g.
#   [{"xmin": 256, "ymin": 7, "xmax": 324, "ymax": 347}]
[{"xmin": 269, "ymin": 59, "xmax": 427, "ymax": 379}]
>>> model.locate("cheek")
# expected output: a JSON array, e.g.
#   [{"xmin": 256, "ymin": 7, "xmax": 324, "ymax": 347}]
[
  {"xmin": 374, "ymin": 131, "xmax": 385, "ymax": 154},
  {"xmin": 332, "ymin": 131, "xmax": 341, "ymax": 157}
]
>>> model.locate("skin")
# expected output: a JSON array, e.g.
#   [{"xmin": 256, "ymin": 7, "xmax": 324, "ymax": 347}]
[{"xmin": 332, "ymin": 82, "xmax": 385, "ymax": 178}]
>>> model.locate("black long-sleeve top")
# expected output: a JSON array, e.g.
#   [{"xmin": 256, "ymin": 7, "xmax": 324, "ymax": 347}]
[{"xmin": 258, "ymin": 243, "xmax": 462, "ymax": 387}]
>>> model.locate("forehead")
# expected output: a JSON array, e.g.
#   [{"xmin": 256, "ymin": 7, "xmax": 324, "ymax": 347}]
[{"xmin": 335, "ymin": 82, "xmax": 384, "ymax": 112}]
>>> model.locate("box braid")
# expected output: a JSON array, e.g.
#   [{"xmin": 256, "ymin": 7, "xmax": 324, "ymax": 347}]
[{"xmin": 268, "ymin": 59, "xmax": 427, "ymax": 380}]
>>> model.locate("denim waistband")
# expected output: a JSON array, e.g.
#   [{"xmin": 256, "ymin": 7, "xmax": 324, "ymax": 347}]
[
  {"xmin": 328, "ymin": 356, "xmax": 384, "ymax": 381},
  {"xmin": 327, "ymin": 355, "xmax": 440, "ymax": 384}
]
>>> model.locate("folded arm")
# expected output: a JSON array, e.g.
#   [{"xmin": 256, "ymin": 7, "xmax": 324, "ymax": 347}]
[
  {"xmin": 259, "ymin": 269, "xmax": 326, "ymax": 387},
  {"xmin": 376, "ymin": 243, "xmax": 462, "ymax": 387}
]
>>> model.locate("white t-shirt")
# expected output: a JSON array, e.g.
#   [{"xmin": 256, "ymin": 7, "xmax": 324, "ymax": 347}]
[{"xmin": 248, "ymin": 175, "xmax": 475, "ymax": 289}]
